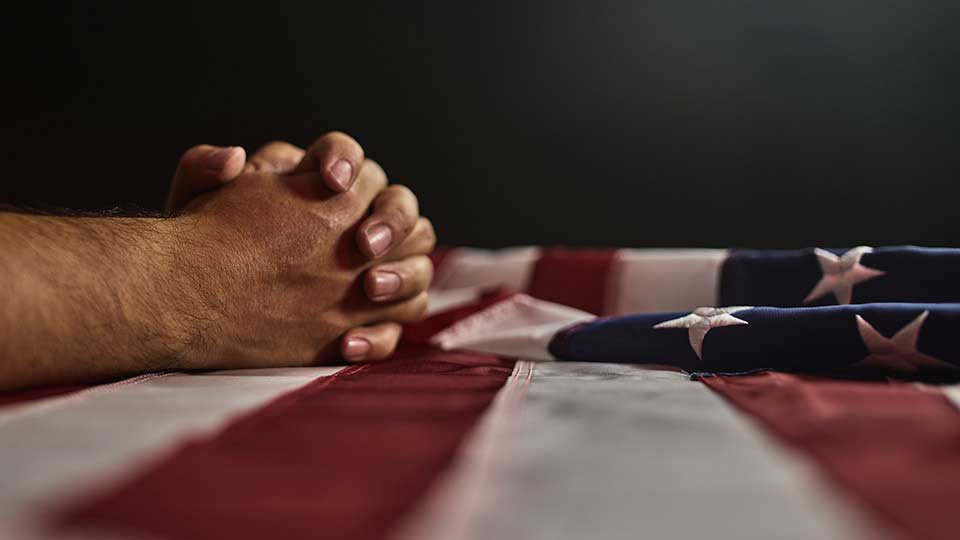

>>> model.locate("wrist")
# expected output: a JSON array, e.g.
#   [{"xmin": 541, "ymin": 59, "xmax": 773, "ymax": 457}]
[{"xmin": 124, "ymin": 215, "xmax": 217, "ymax": 371}]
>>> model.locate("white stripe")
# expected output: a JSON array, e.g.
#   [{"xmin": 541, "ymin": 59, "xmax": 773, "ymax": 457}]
[
  {"xmin": 461, "ymin": 362, "xmax": 875, "ymax": 540},
  {"xmin": 0, "ymin": 372, "xmax": 173, "ymax": 429},
  {"xmin": 426, "ymin": 286, "xmax": 484, "ymax": 316},
  {"xmin": 430, "ymin": 295, "xmax": 594, "ymax": 361},
  {"xmin": 608, "ymin": 249, "xmax": 729, "ymax": 314},
  {"xmin": 0, "ymin": 366, "xmax": 344, "ymax": 538},
  {"xmin": 392, "ymin": 360, "xmax": 534, "ymax": 540},
  {"xmin": 431, "ymin": 247, "xmax": 728, "ymax": 316},
  {"xmin": 939, "ymin": 384, "xmax": 960, "ymax": 411},
  {"xmin": 432, "ymin": 247, "xmax": 540, "ymax": 292}
]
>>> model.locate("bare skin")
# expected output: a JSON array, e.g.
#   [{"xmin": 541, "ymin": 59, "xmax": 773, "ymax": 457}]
[
  {"xmin": 0, "ymin": 133, "xmax": 435, "ymax": 391},
  {"xmin": 170, "ymin": 133, "xmax": 435, "ymax": 362}
]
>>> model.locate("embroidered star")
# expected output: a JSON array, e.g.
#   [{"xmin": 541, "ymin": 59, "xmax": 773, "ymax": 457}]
[
  {"xmin": 851, "ymin": 311, "xmax": 955, "ymax": 373},
  {"xmin": 803, "ymin": 246, "xmax": 885, "ymax": 305},
  {"xmin": 653, "ymin": 307, "xmax": 752, "ymax": 360}
]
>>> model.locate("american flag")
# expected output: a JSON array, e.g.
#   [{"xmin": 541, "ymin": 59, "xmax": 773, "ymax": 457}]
[{"xmin": 3, "ymin": 246, "xmax": 959, "ymax": 540}]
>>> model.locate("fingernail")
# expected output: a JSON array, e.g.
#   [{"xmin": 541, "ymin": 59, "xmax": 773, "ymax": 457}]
[
  {"xmin": 370, "ymin": 271, "xmax": 402, "ymax": 300},
  {"xmin": 205, "ymin": 147, "xmax": 240, "ymax": 171},
  {"xmin": 365, "ymin": 224, "xmax": 393, "ymax": 257},
  {"xmin": 329, "ymin": 159, "xmax": 354, "ymax": 191},
  {"xmin": 343, "ymin": 337, "xmax": 371, "ymax": 361}
]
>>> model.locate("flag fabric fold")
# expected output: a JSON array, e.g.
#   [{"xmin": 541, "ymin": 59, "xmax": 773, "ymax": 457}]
[
  {"xmin": 549, "ymin": 303, "xmax": 960, "ymax": 375},
  {"xmin": 433, "ymin": 246, "xmax": 960, "ymax": 378},
  {"xmin": 4, "ymin": 245, "xmax": 960, "ymax": 540}
]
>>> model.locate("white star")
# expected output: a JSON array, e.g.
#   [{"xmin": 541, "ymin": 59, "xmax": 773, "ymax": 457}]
[
  {"xmin": 851, "ymin": 311, "xmax": 955, "ymax": 373},
  {"xmin": 803, "ymin": 246, "xmax": 885, "ymax": 305},
  {"xmin": 653, "ymin": 307, "xmax": 752, "ymax": 360}
]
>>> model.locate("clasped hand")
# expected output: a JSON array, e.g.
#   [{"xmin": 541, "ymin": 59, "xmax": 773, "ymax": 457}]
[{"xmin": 164, "ymin": 132, "xmax": 435, "ymax": 368}]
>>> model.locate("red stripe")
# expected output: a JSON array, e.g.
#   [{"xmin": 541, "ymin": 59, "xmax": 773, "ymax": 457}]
[
  {"xmin": 703, "ymin": 372, "xmax": 960, "ymax": 540},
  {"xmin": 527, "ymin": 247, "xmax": 618, "ymax": 315},
  {"xmin": 0, "ymin": 384, "xmax": 90, "ymax": 410},
  {"xmin": 428, "ymin": 246, "xmax": 456, "ymax": 273},
  {"xmin": 402, "ymin": 287, "xmax": 515, "ymax": 345},
  {"xmin": 56, "ymin": 347, "xmax": 514, "ymax": 540}
]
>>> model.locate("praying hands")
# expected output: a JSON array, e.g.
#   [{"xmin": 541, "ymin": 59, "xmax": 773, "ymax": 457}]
[{"xmin": 0, "ymin": 133, "xmax": 435, "ymax": 391}]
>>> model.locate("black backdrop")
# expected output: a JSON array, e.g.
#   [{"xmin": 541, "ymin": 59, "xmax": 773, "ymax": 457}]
[{"xmin": 3, "ymin": 2, "xmax": 958, "ymax": 248}]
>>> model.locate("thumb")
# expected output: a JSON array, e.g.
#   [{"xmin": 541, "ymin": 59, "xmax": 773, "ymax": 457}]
[{"xmin": 166, "ymin": 145, "xmax": 246, "ymax": 212}]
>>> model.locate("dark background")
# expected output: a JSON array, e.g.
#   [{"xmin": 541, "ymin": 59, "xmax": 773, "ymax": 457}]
[{"xmin": 3, "ymin": 2, "xmax": 958, "ymax": 248}]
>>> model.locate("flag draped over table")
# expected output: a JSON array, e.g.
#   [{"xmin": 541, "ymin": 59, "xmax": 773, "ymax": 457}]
[{"xmin": 3, "ymin": 245, "xmax": 960, "ymax": 540}]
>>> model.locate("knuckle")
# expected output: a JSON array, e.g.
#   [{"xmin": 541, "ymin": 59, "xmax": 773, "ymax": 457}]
[
  {"xmin": 385, "ymin": 322, "xmax": 403, "ymax": 339},
  {"xmin": 320, "ymin": 131, "xmax": 363, "ymax": 157},
  {"xmin": 380, "ymin": 206, "xmax": 415, "ymax": 237},
  {"xmin": 259, "ymin": 140, "xmax": 292, "ymax": 152},
  {"xmin": 390, "ymin": 184, "xmax": 416, "ymax": 202},
  {"xmin": 362, "ymin": 158, "xmax": 386, "ymax": 178},
  {"xmin": 321, "ymin": 130, "xmax": 350, "ymax": 143},
  {"xmin": 361, "ymin": 159, "xmax": 388, "ymax": 190},
  {"xmin": 402, "ymin": 265, "xmax": 431, "ymax": 296},
  {"xmin": 257, "ymin": 141, "xmax": 303, "ymax": 163},
  {"xmin": 180, "ymin": 144, "xmax": 211, "ymax": 166},
  {"xmin": 402, "ymin": 255, "xmax": 432, "ymax": 285},
  {"xmin": 377, "ymin": 331, "xmax": 400, "ymax": 355},
  {"xmin": 419, "ymin": 218, "xmax": 437, "ymax": 249},
  {"xmin": 409, "ymin": 293, "xmax": 429, "ymax": 320},
  {"xmin": 387, "ymin": 185, "xmax": 419, "ymax": 219},
  {"xmin": 420, "ymin": 257, "xmax": 435, "ymax": 286},
  {"xmin": 245, "ymin": 157, "xmax": 272, "ymax": 172}
]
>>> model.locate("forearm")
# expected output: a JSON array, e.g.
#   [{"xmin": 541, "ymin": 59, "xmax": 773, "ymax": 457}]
[{"xmin": 0, "ymin": 212, "xmax": 191, "ymax": 390}]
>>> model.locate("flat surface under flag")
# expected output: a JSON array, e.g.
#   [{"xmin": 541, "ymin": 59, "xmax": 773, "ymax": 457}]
[{"xmin": 3, "ymin": 245, "xmax": 960, "ymax": 540}]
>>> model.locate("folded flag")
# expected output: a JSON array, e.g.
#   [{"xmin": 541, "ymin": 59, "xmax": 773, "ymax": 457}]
[
  {"xmin": 550, "ymin": 303, "xmax": 959, "ymax": 375},
  {"xmin": 431, "ymin": 245, "xmax": 960, "ymax": 377},
  {"xmin": 720, "ymin": 246, "xmax": 960, "ymax": 306}
]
